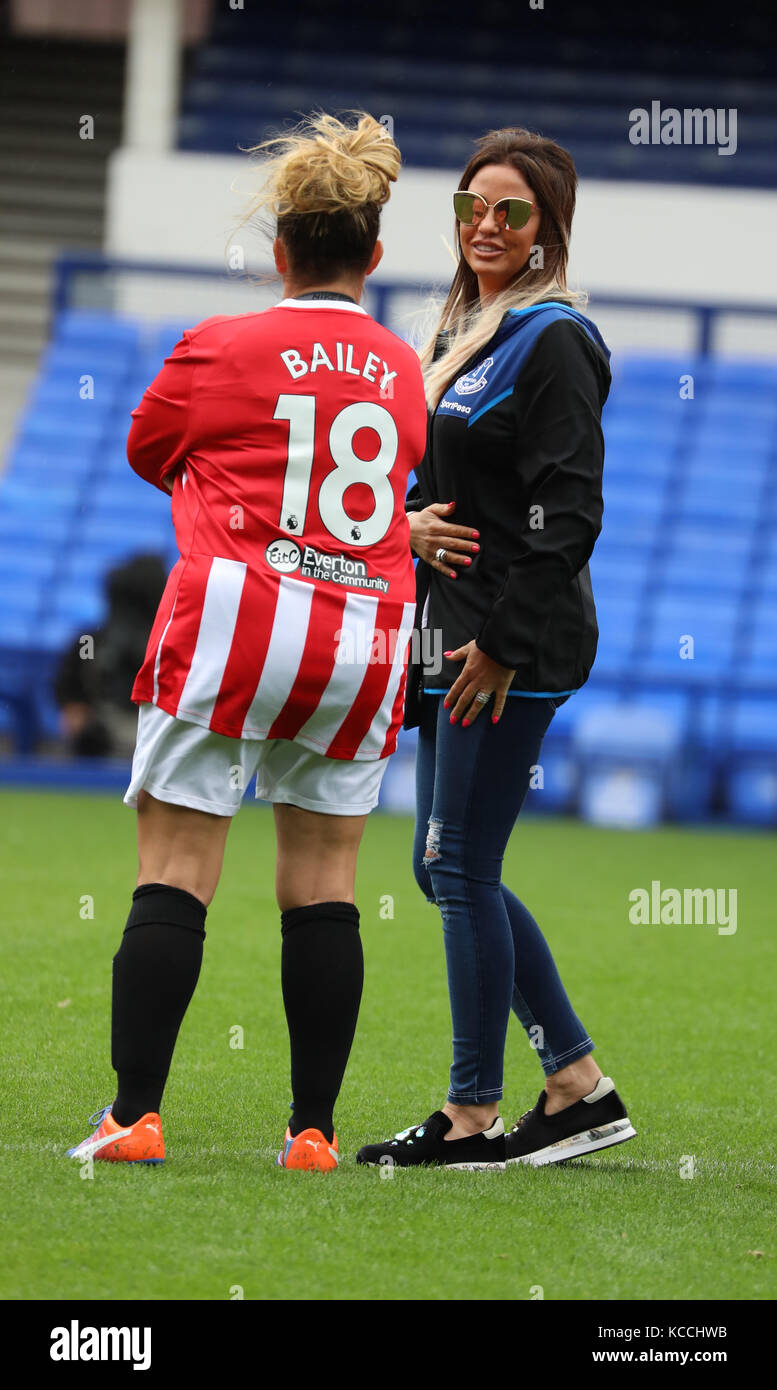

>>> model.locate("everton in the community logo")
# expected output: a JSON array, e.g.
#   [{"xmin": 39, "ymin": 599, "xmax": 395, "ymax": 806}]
[
  {"xmin": 454, "ymin": 356, "xmax": 494, "ymax": 395},
  {"xmin": 265, "ymin": 539, "xmax": 302, "ymax": 573}
]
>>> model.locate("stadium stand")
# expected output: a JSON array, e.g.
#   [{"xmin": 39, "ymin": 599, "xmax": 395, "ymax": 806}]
[
  {"xmin": 1, "ymin": 306, "xmax": 775, "ymax": 825},
  {"xmin": 0, "ymin": 311, "xmax": 179, "ymax": 753},
  {"xmin": 177, "ymin": 3, "xmax": 777, "ymax": 187},
  {"xmin": 0, "ymin": 0, "xmax": 774, "ymax": 826}
]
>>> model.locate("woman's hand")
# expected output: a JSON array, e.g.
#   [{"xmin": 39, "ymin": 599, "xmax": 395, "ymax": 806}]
[
  {"xmin": 408, "ymin": 501, "xmax": 479, "ymax": 578},
  {"xmin": 443, "ymin": 640, "xmax": 515, "ymax": 726}
]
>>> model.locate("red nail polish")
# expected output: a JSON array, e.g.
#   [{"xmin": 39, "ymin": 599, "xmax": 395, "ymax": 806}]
[
  {"xmin": 463, "ymin": 558, "xmax": 471, "ymax": 565},
  {"xmin": 462, "ymin": 719, "xmax": 470, "ymax": 727},
  {"xmin": 491, "ymin": 715, "xmax": 499, "ymax": 724},
  {"xmin": 472, "ymin": 544, "xmax": 480, "ymax": 552},
  {"xmin": 449, "ymin": 714, "xmax": 456, "ymax": 724}
]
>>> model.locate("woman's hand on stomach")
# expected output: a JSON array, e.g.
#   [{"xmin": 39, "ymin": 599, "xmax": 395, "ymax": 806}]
[{"xmin": 407, "ymin": 501, "xmax": 479, "ymax": 578}]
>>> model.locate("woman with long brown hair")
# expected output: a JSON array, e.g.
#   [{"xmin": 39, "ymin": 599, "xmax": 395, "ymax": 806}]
[{"xmin": 358, "ymin": 127, "xmax": 636, "ymax": 1170}]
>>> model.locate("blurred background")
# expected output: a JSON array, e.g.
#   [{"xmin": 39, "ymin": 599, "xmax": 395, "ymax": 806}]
[{"xmin": 0, "ymin": 0, "xmax": 775, "ymax": 828}]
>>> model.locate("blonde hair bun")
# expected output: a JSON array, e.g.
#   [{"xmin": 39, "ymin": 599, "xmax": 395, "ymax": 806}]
[{"xmin": 250, "ymin": 112, "xmax": 400, "ymax": 220}]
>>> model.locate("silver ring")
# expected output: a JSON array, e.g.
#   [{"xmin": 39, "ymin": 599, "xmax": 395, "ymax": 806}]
[
  {"xmin": 474, "ymin": 691, "xmax": 490, "ymax": 705},
  {"xmin": 435, "ymin": 547, "xmax": 447, "ymax": 563}
]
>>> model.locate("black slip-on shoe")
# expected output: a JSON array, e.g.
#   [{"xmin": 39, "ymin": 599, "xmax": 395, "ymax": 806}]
[
  {"xmin": 505, "ymin": 1076, "xmax": 636, "ymax": 1167},
  {"xmin": 356, "ymin": 1110, "xmax": 506, "ymax": 1169}
]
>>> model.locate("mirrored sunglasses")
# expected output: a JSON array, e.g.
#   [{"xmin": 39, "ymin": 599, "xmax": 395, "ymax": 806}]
[{"xmin": 453, "ymin": 189, "xmax": 536, "ymax": 231}]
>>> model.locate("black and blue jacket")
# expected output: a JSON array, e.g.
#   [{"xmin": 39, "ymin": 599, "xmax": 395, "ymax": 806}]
[{"xmin": 404, "ymin": 300, "xmax": 611, "ymax": 727}]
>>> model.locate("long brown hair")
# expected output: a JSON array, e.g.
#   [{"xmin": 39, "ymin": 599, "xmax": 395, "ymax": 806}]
[{"xmin": 421, "ymin": 127, "xmax": 585, "ymax": 408}]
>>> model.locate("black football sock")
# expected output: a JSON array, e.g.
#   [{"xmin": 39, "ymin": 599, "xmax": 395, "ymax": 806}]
[
  {"xmin": 281, "ymin": 901, "xmax": 363, "ymax": 1143},
  {"xmin": 111, "ymin": 883, "xmax": 207, "ymax": 1126}
]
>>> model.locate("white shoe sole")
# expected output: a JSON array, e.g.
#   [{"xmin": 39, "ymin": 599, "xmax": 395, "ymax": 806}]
[
  {"xmin": 506, "ymin": 1118, "xmax": 637, "ymax": 1167},
  {"xmin": 443, "ymin": 1160, "xmax": 506, "ymax": 1171},
  {"xmin": 359, "ymin": 1156, "xmax": 505, "ymax": 1171}
]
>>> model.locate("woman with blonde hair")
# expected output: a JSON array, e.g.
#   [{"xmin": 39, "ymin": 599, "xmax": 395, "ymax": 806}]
[
  {"xmin": 67, "ymin": 112, "xmax": 427, "ymax": 1172},
  {"xmin": 358, "ymin": 127, "xmax": 636, "ymax": 1170}
]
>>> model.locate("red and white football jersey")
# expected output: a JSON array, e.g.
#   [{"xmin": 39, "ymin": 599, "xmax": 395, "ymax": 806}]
[{"xmin": 128, "ymin": 298, "xmax": 428, "ymax": 759}]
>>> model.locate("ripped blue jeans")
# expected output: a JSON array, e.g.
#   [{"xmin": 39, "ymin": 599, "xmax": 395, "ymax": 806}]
[{"xmin": 413, "ymin": 692, "xmax": 594, "ymax": 1105}]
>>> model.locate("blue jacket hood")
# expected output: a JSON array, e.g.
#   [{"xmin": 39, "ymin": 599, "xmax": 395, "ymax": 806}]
[{"xmin": 495, "ymin": 300, "xmax": 611, "ymax": 361}]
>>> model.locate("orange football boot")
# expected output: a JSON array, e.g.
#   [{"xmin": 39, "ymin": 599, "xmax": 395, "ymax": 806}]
[
  {"xmin": 276, "ymin": 1126, "xmax": 339, "ymax": 1171},
  {"xmin": 67, "ymin": 1105, "xmax": 164, "ymax": 1165}
]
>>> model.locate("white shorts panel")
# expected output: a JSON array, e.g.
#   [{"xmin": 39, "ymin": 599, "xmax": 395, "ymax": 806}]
[
  {"xmin": 124, "ymin": 703, "xmax": 387, "ymax": 817},
  {"xmin": 253, "ymin": 736, "xmax": 387, "ymax": 815}
]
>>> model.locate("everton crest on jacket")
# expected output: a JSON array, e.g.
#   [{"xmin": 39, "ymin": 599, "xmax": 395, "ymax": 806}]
[{"xmin": 404, "ymin": 300, "xmax": 612, "ymax": 727}]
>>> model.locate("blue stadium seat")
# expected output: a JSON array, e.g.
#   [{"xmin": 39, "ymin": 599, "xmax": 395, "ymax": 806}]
[
  {"xmin": 677, "ymin": 475, "xmax": 761, "ymax": 523},
  {"xmin": 603, "ymin": 395, "xmax": 687, "ymax": 426},
  {"xmin": 589, "ymin": 560, "xmax": 648, "ymax": 613},
  {"xmin": 41, "ymin": 344, "xmax": 135, "ymax": 381},
  {"xmin": 730, "ymin": 698, "xmax": 777, "ymax": 750},
  {"xmin": 523, "ymin": 740, "xmax": 578, "ymax": 816},
  {"xmin": 527, "ymin": 684, "xmax": 624, "ymax": 816},
  {"xmin": 0, "ymin": 510, "xmax": 73, "ymax": 547},
  {"xmin": 594, "ymin": 520, "xmax": 657, "ymax": 559},
  {"xmin": 726, "ymin": 699, "xmax": 777, "ymax": 826},
  {"xmin": 20, "ymin": 404, "xmax": 107, "ymax": 440},
  {"xmin": 756, "ymin": 554, "xmax": 777, "ymax": 598},
  {"xmin": 0, "ymin": 582, "xmax": 44, "ymax": 617},
  {"xmin": 613, "ymin": 354, "xmax": 710, "ymax": 390},
  {"xmin": 85, "ymin": 500, "xmax": 173, "ymax": 540},
  {"xmin": 76, "ymin": 520, "xmax": 166, "ymax": 563},
  {"xmin": 707, "ymin": 359, "xmax": 777, "ymax": 390},
  {"xmin": 659, "ymin": 550, "xmax": 749, "ymax": 597},
  {"xmin": 124, "ymin": 376, "xmax": 152, "ymax": 406},
  {"xmin": 0, "ymin": 614, "xmax": 35, "ymax": 649},
  {"xmin": 681, "ymin": 444, "xmax": 770, "ymax": 477},
  {"xmin": 573, "ymin": 703, "xmax": 686, "ymax": 827},
  {"xmin": 33, "ymin": 616, "xmax": 94, "ymax": 654},
  {"xmin": 152, "ymin": 321, "xmax": 188, "ymax": 357},
  {"xmin": 603, "ymin": 483, "xmax": 665, "ymax": 519},
  {"xmin": 0, "ymin": 551, "xmax": 58, "ymax": 586},
  {"xmin": 28, "ymin": 379, "xmax": 120, "ymax": 412},
  {"xmin": 90, "ymin": 469, "xmax": 166, "ymax": 500},
  {"xmin": 7, "ymin": 426, "xmax": 101, "ymax": 456},
  {"xmin": 4, "ymin": 445, "xmax": 95, "ymax": 483},
  {"xmin": 55, "ymin": 311, "xmax": 143, "ymax": 348},
  {"xmin": 741, "ymin": 610, "xmax": 777, "ymax": 682},
  {"xmin": 60, "ymin": 550, "xmax": 136, "ymax": 585},
  {"xmin": 593, "ymin": 594, "xmax": 643, "ymax": 672},
  {"xmin": 0, "ymin": 479, "xmax": 82, "ymax": 512},
  {"xmin": 88, "ymin": 461, "xmax": 141, "ymax": 490},
  {"xmin": 698, "ymin": 400, "xmax": 777, "ymax": 432},
  {"xmin": 49, "ymin": 583, "xmax": 107, "ymax": 631},
  {"xmin": 640, "ymin": 594, "xmax": 740, "ymax": 678},
  {"xmin": 668, "ymin": 524, "xmax": 752, "ymax": 559},
  {"xmin": 603, "ymin": 440, "xmax": 676, "ymax": 484}
]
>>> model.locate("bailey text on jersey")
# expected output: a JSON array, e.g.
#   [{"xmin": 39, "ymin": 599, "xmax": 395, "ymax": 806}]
[{"xmin": 280, "ymin": 342, "xmax": 398, "ymax": 392}]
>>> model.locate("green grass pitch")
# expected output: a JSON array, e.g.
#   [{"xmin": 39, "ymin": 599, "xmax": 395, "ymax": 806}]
[{"xmin": 0, "ymin": 788, "xmax": 774, "ymax": 1301}]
